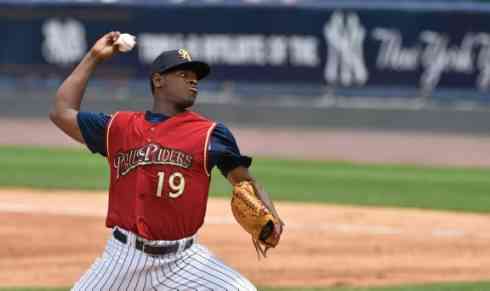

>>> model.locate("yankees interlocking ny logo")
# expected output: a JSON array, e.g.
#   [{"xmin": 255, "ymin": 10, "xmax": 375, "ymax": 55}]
[
  {"xmin": 178, "ymin": 49, "xmax": 192, "ymax": 61},
  {"xmin": 323, "ymin": 11, "xmax": 368, "ymax": 86},
  {"xmin": 42, "ymin": 18, "xmax": 87, "ymax": 66}
]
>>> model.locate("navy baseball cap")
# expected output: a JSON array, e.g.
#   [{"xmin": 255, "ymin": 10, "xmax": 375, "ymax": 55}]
[{"xmin": 150, "ymin": 49, "xmax": 210, "ymax": 80}]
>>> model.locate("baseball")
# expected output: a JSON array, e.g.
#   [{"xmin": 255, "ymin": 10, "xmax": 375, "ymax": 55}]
[{"xmin": 114, "ymin": 33, "xmax": 136, "ymax": 52}]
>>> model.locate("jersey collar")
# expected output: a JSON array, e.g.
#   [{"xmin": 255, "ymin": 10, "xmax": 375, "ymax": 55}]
[{"xmin": 145, "ymin": 110, "xmax": 169, "ymax": 123}]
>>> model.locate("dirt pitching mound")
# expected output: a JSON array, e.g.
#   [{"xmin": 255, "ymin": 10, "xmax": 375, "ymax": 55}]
[{"xmin": 1, "ymin": 189, "xmax": 490, "ymax": 288}]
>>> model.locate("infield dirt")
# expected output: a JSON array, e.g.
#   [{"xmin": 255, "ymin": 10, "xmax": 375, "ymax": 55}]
[{"xmin": 1, "ymin": 190, "xmax": 490, "ymax": 287}]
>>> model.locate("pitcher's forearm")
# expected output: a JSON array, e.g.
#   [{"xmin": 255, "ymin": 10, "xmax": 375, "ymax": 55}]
[
  {"xmin": 49, "ymin": 31, "xmax": 120, "ymax": 144},
  {"xmin": 54, "ymin": 52, "xmax": 100, "ymax": 112},
  {"xmin": 50, "ymin": 52, "xmax": 101, "ymax": 144},
  {"xmin": 253, "ymin": 181, "xmax": 283, "ymax": 224}
]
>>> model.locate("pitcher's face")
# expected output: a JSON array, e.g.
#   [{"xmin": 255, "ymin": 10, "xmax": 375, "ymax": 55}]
[{"xmin": 162, "ymin": 69, "xmax": 199, "ymax": 109}]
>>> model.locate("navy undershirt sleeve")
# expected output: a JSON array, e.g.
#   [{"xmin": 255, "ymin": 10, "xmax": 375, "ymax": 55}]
[
  {"xmin": 209, "ymin": 123, "xmax": 252, "ymax": 177},
  {"xmin": 77, "ymin": 112, "xmax": 110, "ymax": 156}
]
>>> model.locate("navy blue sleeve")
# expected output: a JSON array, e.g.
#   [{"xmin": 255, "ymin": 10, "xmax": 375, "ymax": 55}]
[
  {"xmin": 208, "ymin": 123, "xmax": 252, "ymax": 177},
  {"xmin": 76, "ymin": 112, "xmax": 111, "ymax": 156}
]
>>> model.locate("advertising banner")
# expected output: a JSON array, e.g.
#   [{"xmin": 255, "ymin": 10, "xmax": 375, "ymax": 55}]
[{"xmin": 1, "ymin": 4, "xmax": 489, "ymax": 96}]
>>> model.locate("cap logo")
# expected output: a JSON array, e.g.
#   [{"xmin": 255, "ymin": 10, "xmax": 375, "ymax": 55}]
[{"xmin": 178, "ymin": 49, "xmax": 192, "ymax": 61}]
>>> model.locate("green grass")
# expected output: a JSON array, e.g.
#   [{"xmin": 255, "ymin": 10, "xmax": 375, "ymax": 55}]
[
  {"xmin": 0, "ymin": 146, "xmax": 109, "ymax": 190},
  {"xmin": 2, "ymin": 281, "xmax": 490, "ymax": 291},
  {"xmin": 1, "ymin": 145, "xmax": 490, "ymax": 212}
]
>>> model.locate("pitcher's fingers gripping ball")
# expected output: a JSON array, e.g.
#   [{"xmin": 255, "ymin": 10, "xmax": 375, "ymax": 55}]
[
  {"xmin": 114, "ymin": 33, "xmax": 136, "ymax": 52},
  {"xmin": 231, "ymin": 181, "xmax": 281, "ymax": 258}
]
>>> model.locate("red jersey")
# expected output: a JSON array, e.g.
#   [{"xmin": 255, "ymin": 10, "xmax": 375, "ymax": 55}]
[{"xmin": 105, "ymin": 111, "xmax": 216, "ymax": 240}]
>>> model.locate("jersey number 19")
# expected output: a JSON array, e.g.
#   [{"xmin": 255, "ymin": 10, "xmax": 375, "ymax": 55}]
[{"xmin": 156, "ymin": 171, "xmax": 185, "ymax": 198}]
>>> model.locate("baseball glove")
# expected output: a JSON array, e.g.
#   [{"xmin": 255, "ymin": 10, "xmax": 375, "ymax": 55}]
[{"xmin": 231, "ymin": 181, "xmax": 280, "ymax": 259}]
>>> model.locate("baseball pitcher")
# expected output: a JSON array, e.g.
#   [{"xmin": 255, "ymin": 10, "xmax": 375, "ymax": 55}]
[{"xmin": 50, "ymin": 31, "xmax": 284, "ymax": 290}]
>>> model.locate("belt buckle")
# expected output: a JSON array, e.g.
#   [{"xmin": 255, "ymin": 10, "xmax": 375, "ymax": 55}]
[{"xmin": 135, "ymin": 238, "xmax": 146, "ymax": 253}]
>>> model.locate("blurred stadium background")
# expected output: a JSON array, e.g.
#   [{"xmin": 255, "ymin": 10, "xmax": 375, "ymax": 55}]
[
  {"xmin": 2, "ymin": 0, "xmax": 490, "ymax": 133},
  {"xmin": 1, "ymin": 0, "xmax": 490, "ymax": 290}
]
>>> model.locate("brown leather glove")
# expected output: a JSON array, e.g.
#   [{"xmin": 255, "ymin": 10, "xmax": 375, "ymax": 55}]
[{"xmin": 231, "ymin": 181, "xmax": 280, "ymax": 259}]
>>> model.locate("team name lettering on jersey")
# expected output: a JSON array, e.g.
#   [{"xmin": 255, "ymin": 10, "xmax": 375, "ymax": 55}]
[{"xmin": 113, "ymin": 143, "xmax": 193, "ymax": 178}]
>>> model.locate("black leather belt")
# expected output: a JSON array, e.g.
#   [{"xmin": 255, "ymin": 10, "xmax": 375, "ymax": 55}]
[{"xmin": 113, "ymin": 228, "xmax": 193, "ymax": 256}]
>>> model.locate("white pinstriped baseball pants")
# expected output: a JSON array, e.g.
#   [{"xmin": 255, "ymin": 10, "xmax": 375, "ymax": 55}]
[{"xmin": 72, "ymin": 227, "xmax": 257, "ymax": 291}]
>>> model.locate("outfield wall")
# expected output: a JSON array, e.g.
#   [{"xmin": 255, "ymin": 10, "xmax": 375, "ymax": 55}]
[{"xmin": 1, "ymin": 1, "xmax": 490, "ymax": 102}]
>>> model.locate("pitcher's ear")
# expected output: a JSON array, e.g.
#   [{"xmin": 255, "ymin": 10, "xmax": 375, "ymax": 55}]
[{"xmin": 152, "ymin": 73, "xmax": 164, "ymax": 90}]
